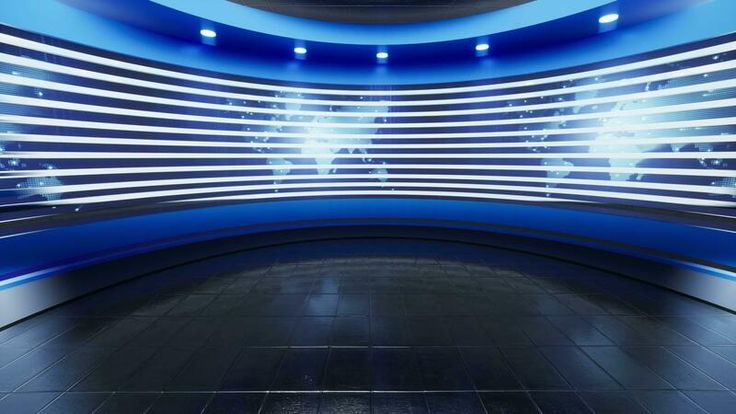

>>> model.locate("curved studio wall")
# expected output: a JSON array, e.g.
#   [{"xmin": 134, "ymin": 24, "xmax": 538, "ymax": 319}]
[{"xmin": 1, "ymin": 1, "xmax": 735, "ymax": 325}]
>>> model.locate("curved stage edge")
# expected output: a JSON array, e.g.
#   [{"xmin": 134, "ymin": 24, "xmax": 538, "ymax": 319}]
[{"xmin": 1, "ymin": 198, "xmax": 735, "ymax": 328}]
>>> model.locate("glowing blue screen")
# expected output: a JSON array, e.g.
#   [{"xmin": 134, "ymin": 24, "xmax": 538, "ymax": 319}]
[{"xmin": 1, "ymin": 25, "xmax": 735, "ymax": 224}]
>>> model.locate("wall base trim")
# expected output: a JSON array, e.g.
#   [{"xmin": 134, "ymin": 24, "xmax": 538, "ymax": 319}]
[{"xmin": 1, "ymin": 224, "xmax": 733, "ymax": 329}]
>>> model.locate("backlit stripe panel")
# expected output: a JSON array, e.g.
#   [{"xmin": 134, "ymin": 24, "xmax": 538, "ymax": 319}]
[{"xmin": 0, "ymin": 25, "xmax": 735, "ymax": 224}]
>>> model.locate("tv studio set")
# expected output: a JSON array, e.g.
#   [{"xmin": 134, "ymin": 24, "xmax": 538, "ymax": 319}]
[{"xmin": 0, "ymin": 0, "xmax": 735, "ymax": 412}]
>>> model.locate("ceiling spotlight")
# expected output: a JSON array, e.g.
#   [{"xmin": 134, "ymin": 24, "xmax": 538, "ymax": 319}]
[
  {"xmin": 598, "ymin": 13, "xmax": 619, "ymax": 24},
  {"xmin": 200, "ymin": 29, "xmax": 217, "ymax": 38},
  {"xmin": 475, "ymin": 43, "xmax": 490, "ymax": 52},
  {"xmin": 376, "ymin": 51, "xmax": 389, "ymax": 60},
  {"xmin": 294, "ymin": 47, "xmax": 307, "ymax": 55}
]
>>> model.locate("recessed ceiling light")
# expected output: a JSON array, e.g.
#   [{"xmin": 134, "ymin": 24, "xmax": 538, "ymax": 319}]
[
  {"xmin": 294, "ymin": 47, "xmax": 307, "ymax": 55},
  {"xmin": 200, "ymin": 29, "xmax": 217, "ymax": 38},
  {"xmin": 598, "ymin": 13, "xmax": 619, "ymax": 24},
  {"xmin": 475, "ymin": 43, "xmax": 490, "ymax": 52},
  {"xmin": 376, "ymin": 51, "xmax": 389, "ymax": 60}
]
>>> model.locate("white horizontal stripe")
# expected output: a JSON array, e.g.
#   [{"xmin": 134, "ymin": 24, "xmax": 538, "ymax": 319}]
[
  {"xmin": 0, "ymin": 214, "xmax": 53, "ymax": 224},
  {"xmin": 683, "ymin": 210, "xmax": 736, "ymax": 220},
  {"xmin": 2, "ymin": 190, "xmax": 575, "ymax": 209},
  {"xmin": 178, "ymin": 190, "xmax": 731, "ymax": 208},
  {"xmin": 170, "ymin": 187, "xmax": 736, "ymax": 208},
  {"xmin": 0, "ymin": 230, "xmax": 43, "ymax": 241},
  {"xmin": 3, "ymin": 94, "xmax": 734, "ymax": 129},
  {"xmin": 0, "ymin": 259, "xmax": 73, "ymax": 289},
  {"xmin": 3, "ymin": 32, "xmax": 735, "ymax": 96},
  {"xmin": 1, "ymin": 165, "xmax": 733, "ymax": 178},
  {"xmin": 4, "ymin": 52, "xmax": 735, "ymax": 107},
  {"xmin": 7, "ymin": 181, "xmax": 733, "ymax": 207},
  {"xmin": 2, "ymin": 133, "xmax": 733, "ymax": 150},
  {"xmin": 3, "ymin": 115, "xmax": 734, "ymax": 139},
  {"xmin": 696, "ymin": 225, "xmax": 736, "ymax": 234},
  {"xmin": 2, "ymin": 151, "xmax": 733, "ymax": 159},
  {"xmin": 3, "ymin": 73, "xmax": 734, "ymax": 119},
  {"xmin": 16, "ymin": 174, "xmax": 734, "ymax": 196}
]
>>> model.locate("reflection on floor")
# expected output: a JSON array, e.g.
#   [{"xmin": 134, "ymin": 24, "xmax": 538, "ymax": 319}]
[{"xmin": 0, "ymin": 239, "xmax": 735, "ymax": 413}]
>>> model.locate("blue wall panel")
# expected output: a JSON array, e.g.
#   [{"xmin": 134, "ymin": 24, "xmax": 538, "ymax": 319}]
[{"xmin": 2, "ymin": 199, "xmax": 735, "ymax": 290}]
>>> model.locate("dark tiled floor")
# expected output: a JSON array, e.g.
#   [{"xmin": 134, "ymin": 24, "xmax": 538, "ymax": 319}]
[{"xmin": 0, "ymin": 238, "xmax": 735, "ymax": 413}]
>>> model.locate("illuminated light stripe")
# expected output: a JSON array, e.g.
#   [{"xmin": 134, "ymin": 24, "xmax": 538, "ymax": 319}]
[
  {"xmin": 6, "ymin": 181, "xmax": 734, "ymax": 207},
  {"xmin": 2, "ymin": 151, "xmax": 733, "ymax": 159},
  {"xmin": 14, "ymin": 174, "xmax": 734, "ymax": 196},
  {"xmin": 0, "ymin": 259, "xmax": 82, "ymax": 289},
  {"xmin": 3, "ymin": 73, "xmax": 735, "ymax": 119},
  {"xmin": 3, "ymin": 94, "xmax": 736, "ymax": 129},
  {"xmin": 0, "ymin": 190, "xmax": 576, "ymax": 210},
  {"xmin": 4, "ymin": 53, "xmax": 736, "ymax": 107},
  {"xmin": 3, "ymin": 115, "xmax": 735, "ymax": 139},
  {"xmin": 683, "ymin": 210, "xmax": 736, "ymax": 220},
  {"xmin": 177, "ymin": 190, "xmax": 734, "ymax": 208},
  {"xmin": 1, "ymin": 165, "xmax": 733, "ymax": 178},
  {"xmin": 2, "ymin": 133, "xmax": 733, "ymax": 150},
  {"xmin": 0, "ymin": 214, "xmax": 53, "ymax": 224},
  {"xmin": 0, "ymin": 230, "xmax": 43, "ymax": 240},
  {"xmin": 3, "ymin": 32, "xmax": 735, "ymax": 96},
  {"xmin": 697, "ymin": 225, "xmax": 736, "ymax": 234}
]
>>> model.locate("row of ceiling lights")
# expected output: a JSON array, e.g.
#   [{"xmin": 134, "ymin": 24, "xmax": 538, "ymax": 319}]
[{"xmin": 199, "ymin": 13, "xmax": 620, "ymax": 61}]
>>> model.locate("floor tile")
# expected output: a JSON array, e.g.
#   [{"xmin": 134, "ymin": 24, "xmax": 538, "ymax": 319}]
[
  {"xmin": 165, "ymin": 345, "xmax": 241, "ymax": 391},
  {"xmin": 39, "ymin": 392, "xmax": 110, "ymax": 414},
  {"xmin": 682, "ymin": 390, "xmax": 736, "ymax": 414},
  {"xmin": 540, "ymin": 347, "xmax": 620, "ymax": 390},
  {"xmin": 371, "ymin": 393, "xmax": 427, "ymax": 414},
  {"xmin": 501, "ymin": 348, "xmax": 569, "ymax": 390},
  {"xmin": 202, "ymin": 393, "xmax": 265, "ymax": 413},
  {"xmin": 656, "ymin": 317, "xmax": 734, "ymax": 346},
  {"xmin": 220, "ymin": 348, "xmax": 284, "ymax": 391},
  {"xmin": 424, "ymin": 392, "xmax": 485, "ymax": 414},
  {"xmin": 530, "ymin": 392, "xmax": 592, "ymax": 414},
  {"xmin": 547, "ymin": 316, "xmax": 613, "ymax": 346},
  {"xmin": 371, "ymin": 348, "xmax": 423, "ymax": 391},
  {"xmin": 478, "ymin": 392, "xmax": 538, "ymax": 413},
  {"xmin": 622, "ymin": 347, "xmax": 725, "ymax": 390},
  {"xmin": 260, "ymin": 393, "xmax": 320, "ymax": 414},
  {"xmin": 86, "ymin": 392, "xmax": 159, "ymax": 414},
  {"xmin": 581, "ymin": 346, "xmax": 672, "ymax": 389},
  {"xmin": 338, "ymin": 295, "xmax": 370, "ymax": 316},
  {"xmin": 666, "ymin": 346, "xmax": 736, "ymax": 389},
  {"xmin": 632, "ymin": 390, "xmax": 707, "ymax": 414},
  {"xmin": 416, "ymin": 348, "xmax": 473, "ymax": 391},
  {"xmin": 119, "ymin": 348, "xmax": 195, "ymax": 391},
  {"xmin": 460, "ymin": 347, "xmax": 521, "ymax": 390},
  {"xmin": 72, "ymin": 347, "xmax": 159, "ymax": 391},
  {"xmin": 303, "ymin": 295, "xmax": 339, "ymax": 316},
  {"xmin": 319, "ymin": 393, "xmax": 370, "ymax": 414},
  {"xmin": 147, "ymin": 393, "xmax": 211, "ymax": 414},
  {"xmin": 0, "ymin": 347, "xmax": 70, "ymax": 392},
  {"xmin": 579, "ymin": 391, "xmax": 650, "ymax": 414},
  {"xmin": 0, "ymin": 392, "xmax": 59, "ymax": 414},
  {"xmin": 324, "ymin": 348, "xmax": 371, "ymax": 390},
  {"xmin": 20, "ymin": 347, "xmax": 114, "ymax": 392},
  {"xmin": 272, "ymin": 348, "xmax": 328, "ymax": 391}
]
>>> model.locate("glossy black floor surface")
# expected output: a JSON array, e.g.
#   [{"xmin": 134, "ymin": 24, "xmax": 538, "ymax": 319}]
[{"xmin": 1, "ymin": 239, "xmax": 736, "ymax": 413}]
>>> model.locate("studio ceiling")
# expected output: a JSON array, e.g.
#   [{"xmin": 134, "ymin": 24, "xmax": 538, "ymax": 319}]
[{"xmin": 230, "ymin": 0, "xmax": 534, "ymax": 24}]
